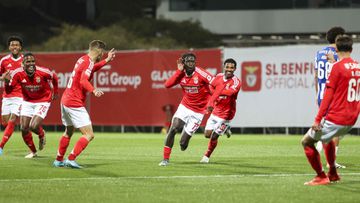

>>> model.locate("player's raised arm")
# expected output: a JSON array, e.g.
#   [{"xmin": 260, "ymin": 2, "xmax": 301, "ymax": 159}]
[
  {"xmin": 164, "ymin": 58, "xmax": 185, "ymax": 88},
  {"xmin": 93, "ymin": 48, "xmax": 116, "ymax": 72}
]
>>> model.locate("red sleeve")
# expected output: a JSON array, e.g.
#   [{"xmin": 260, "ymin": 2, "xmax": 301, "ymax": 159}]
[
  {"xmin": 80, "ymin": 69, "xmax": 95, "ymax": 93},
  {"xmin": 315, "ymin": 87, "xmax": 334, "ymax": 123},
  {"xmin": 51, "ymin": 72, "xmax": 59, "ymax": 95},
  {"xmin": 207, "ymin": 81, "xmax": 225, "ymax": 107},
  {"xmin": 164, "ymin": 70, "xmax": 185, "ymax": 88},
  {"xmin": 93, "ymin": 59, "xmax": 107, "ymax": 72},
  {"xmin": 221, "ymin": 80, "xmax": 241, "ymax": 96},
  {"xmin": 9, "ymin": 72, "xmax": 20, "ymax": 87}
]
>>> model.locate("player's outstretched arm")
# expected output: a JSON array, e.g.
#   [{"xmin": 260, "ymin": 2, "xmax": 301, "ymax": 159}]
[
  {"xmin": 0, "ymin": 70, "xmax": 11, "ymax": 82},
  {"xmin": 93, "ymin": 48, "xmax": 116, "ymax": 72}
]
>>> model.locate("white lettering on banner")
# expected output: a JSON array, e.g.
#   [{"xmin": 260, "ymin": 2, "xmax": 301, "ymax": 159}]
[
  {"xmin": 265, "ymin": 77, "xmax": 315, "ymax": 89},
  {"xmin": 94, "ymin": 65, "xmax": 142, "ymax": 92},
  {"xmin": 151, "ymin": 70, "xmax": 176, "ymax": 81},
  {"xmin": 151, "ymin": 69, "xmax": 178, "ymax": 89},
  {"xmin": 264, "ymin": 62, "xmax": 315, "ymax": 90},
  {"xmin": 57, "ymin": 72, "xmax": 72, "ymax": 88},
  {"xmin": 109, "ymin": 72, "xmax": 141, "ymax": 88}
]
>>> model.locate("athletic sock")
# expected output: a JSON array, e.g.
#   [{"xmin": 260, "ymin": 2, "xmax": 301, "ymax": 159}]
[
  {"xmin": 22, "ymin": 132, "xmax": 37, "ymax": 153},
  {"xmin": 304, "ymin": 145, "xmax": 323, "ymax": 176},
  {"xmin": 68, "ymin": 136, "xmax": 89, "ymax": 161},
  {"xmin": 205, "ymin": 139, "xmax": 218, "ymax": 158},
  {"xmin": 56, "ymin": 135, "xmax": 71, "ymax": 161},
  {"xmin": 0, "ymin": 121, "xmax": 15, "ymax": 148},
  {"xmin": 37, "ymin": 126, "xmax": 45, "ymax": 139},
  {"xmin": 163, "ymin": 146, "xmax": 172, "ymax": 160},
  {"xmin": 324, "ymin": 140, "xmax": 337, "ymax": 174}
]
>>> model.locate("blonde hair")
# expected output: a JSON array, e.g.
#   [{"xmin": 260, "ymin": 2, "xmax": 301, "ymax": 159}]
[{"xmin": 89, "ymin": 40, "xmax": 106, "ymax": 51}]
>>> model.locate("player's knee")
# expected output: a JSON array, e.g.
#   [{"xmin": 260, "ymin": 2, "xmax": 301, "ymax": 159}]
[
  {"xmin": 204, "ymin": 131, "xmax": 212, "ymax": 139},
  {"xmin": 29, "ymin": 124, "xmax": 39, "ymax": 132},
  {"xmin": 84, "ymin": 133, "xmax": 94, "ymax": 141},
  {"xmin": 179, "ymin": 141, "xmax": 188, "ymax": 151},
  {"xmin": 170, "ymin": 126, "xmax": 181, "ymax": 134}
]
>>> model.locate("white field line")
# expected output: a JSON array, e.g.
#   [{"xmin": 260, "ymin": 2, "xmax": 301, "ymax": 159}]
[{"xmin": 1, "ymin": 173, "xmax": 360, "ymax": 183}]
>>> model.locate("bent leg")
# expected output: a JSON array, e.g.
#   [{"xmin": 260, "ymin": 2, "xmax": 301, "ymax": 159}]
[
  {"xmin": 56, "ymin": 126, "xmax": 75, "ymax": 161},
  {"xmin": 67, "ymin": 124, "xmax": 94, "ymax": 161}
]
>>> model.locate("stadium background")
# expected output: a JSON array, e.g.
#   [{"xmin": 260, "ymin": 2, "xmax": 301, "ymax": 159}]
[{"xmin": 1, "ymin": 0, "xmax": 359, "ymax": 134}]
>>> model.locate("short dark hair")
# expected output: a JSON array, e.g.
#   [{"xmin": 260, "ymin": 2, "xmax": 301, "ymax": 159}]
[
  {"xmin": 181, "ymin": 52, "xmax": 196, "ymax": 61},
  {"xmin": 336, "ymin": 35, "xmax": 353, "ymax": 52},
  {"xmin": 23, "ymin": 52, "xmax": 34, "ymax": 58},
  {"xmin": 224, "ymin": 58, "xmax": 237, "ymax": 68},
  {"xmin": 89, "ymin": 40, "xmax": 106, "ymax": 50},
  {"xmin": 7, "ymin": 35, "xmax": 23, "ymax": 46},
  {"xmin": 326, "ymin": 27, "xmax": 345, "ymax": 44}
]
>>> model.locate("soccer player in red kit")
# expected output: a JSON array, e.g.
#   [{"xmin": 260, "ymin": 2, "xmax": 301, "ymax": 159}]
[
  {"xmin": 301, "ymin": 35, "xmax": 360, "ymax": 186},
  {"xmin": 159, "ymin": 52, "xmax": 214, "ymax": 166},
  {"xmin": 0, "ymin": 36, "xmax": 24, "ymax": 155},
  {"xmin": 8, "ymin": 52, "xmax": 58, "ymax": 158},
  {"xmin": 200, "ymin": 58, "xmax": 241, "ymax": 163},
  {"xmin": 53, "ymin": 40, "xmax": 115, "ymax": 168}
]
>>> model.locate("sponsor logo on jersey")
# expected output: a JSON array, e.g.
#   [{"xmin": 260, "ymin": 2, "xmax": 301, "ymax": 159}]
[
  {"xmin": 241, "ymin": 61, "xmax": 262, "ymax": 91},
  {"xmin": 7, "ymin": 64, "xmax": 12, "ymax": 68},
  {"xmin": 21, "ymin": 79, "xmax": 27, "ymax": 83}
]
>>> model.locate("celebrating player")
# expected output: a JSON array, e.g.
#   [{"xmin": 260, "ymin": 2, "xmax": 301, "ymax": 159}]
[
  {"xmin": 8, "ymin": 52, "xmax": 58, "ymax": 158},
  {"xmin": 200, "ymin": 58, "xmax": 241, "ymax": 163},
  {"xmin": 0, "ymin": 36, "xmax": 24, "ymax": 155},
  {"xmin": 314, "ymin": 26, "xmax": 346, "ymax": 168},
  {"xmin": 53, "ymin": 40, "xmax": 115, "ymax": 168},
  {"xmin": 301, "ymin": 35, "xmax": 359, "ymax": 186},
  {"xmin": 159, "ymin": 52, "xmax": 214, "ymax": 166}
]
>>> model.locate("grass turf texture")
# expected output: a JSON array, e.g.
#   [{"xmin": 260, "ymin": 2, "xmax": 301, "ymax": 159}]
[{"xmin": 0, "ymin": 133, "xmax": 359, "ymax": 203}]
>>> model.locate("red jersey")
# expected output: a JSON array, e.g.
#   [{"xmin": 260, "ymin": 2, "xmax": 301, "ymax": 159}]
[
  {"xmin": 0, "ymin": 54, "xmax": 23, "ymax": 98},
  {"xmin": 9, "ymin": 66, "xmax": 58, "ymax": 103},
  {"xmin": 315, "ymin": 57, "xmax": 360, "ymax": 125},
  {"xmin": 165, "ymin": 67, "xmax": 214, "ymax": 113},
  {"xmin": 61, "ymin": 55, "xmax": 107, "ymax": 108},
  {"xmin": 209, "ymin": 73, "xmax": 241, "ymax": 120}
]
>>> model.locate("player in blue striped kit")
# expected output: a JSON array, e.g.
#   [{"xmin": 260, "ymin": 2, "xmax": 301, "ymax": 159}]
[{"xmin": 314, "ymin": 26, "xmax": 346, "ymax": 169}]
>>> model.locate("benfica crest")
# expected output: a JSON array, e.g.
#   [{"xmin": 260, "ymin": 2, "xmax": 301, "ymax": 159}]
[
  {"xmin": 245, "ymin": 66, "xmax": 258, "ymax": 87},
  {"xmin": 36, "ymin": 76, "xmax": 41, "ymax": 83},
  {"xmin": 193, "ymin": 76, "xmax": 198, "ymax": 84}
]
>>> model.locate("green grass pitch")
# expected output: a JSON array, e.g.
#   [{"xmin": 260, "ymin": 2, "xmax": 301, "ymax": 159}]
[{"xmin": 0, "ymin": 132, "xmax": 359, "ymax": 203}]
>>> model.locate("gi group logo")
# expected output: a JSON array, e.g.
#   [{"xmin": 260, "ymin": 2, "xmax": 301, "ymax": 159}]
[{"xmin": 241, "ymin": 61, "xmax": 262, "ymax": 91}]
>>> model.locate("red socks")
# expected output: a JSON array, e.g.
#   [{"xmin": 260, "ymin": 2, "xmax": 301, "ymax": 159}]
[
  {"xmin": 56, "ymin": 135, "xmax": 71, "ymax": 161},
  {"xmin": 0, "ymin": 121, "xmax": 15, "ymax": 148},
  {"xmin": 304, "ymin": 145, "xmax": 323, "ymax": 175},
  {"xmin": 205, "ymin": 139, "xmax": 218, "ymax": 158},
  {"xmin": 163, "ymin": 146, "xmax": 172, "ymax": 160},
  {"xmin": 68, "ymin": 136, "xmax": 89, "ymax": 160},
  {"xmin": 22, "ymin": 132, "xmax": 36, "ymax": 153},
  {"xmin": 323, "ymin": 140, "xmax": 336, "ymax": 174},
  {"xmin": 37, "ymin": 126, "xmax": 45, "ymax": 139}
]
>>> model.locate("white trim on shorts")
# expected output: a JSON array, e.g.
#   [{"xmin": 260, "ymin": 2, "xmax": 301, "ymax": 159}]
[
  {"xmin": 205, "ymin": 114, "xmax": 230, "ymax": 135},
  {"xmin": 1, "ymin": 97, "xmax": 23, "ymax": 116},
  {"xmin": 173, "ymin": 104, "xmax": 204, "ymax": 135},
  {"xmin": 20, "ymin": 101, "xmax": 51, "ymax": 119},
  {"xmin": 61, "ymin": 104, "xmax": 91, "ymax": 128},
  {"xmin": 306, "ymin": 120, "xmax": 353, "ymax": 143}
]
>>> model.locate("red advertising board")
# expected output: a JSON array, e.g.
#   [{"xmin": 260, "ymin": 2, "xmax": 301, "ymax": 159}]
[{"xmin": 1, "ymin": 49, "xmax": 222, "ymax": 125}]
